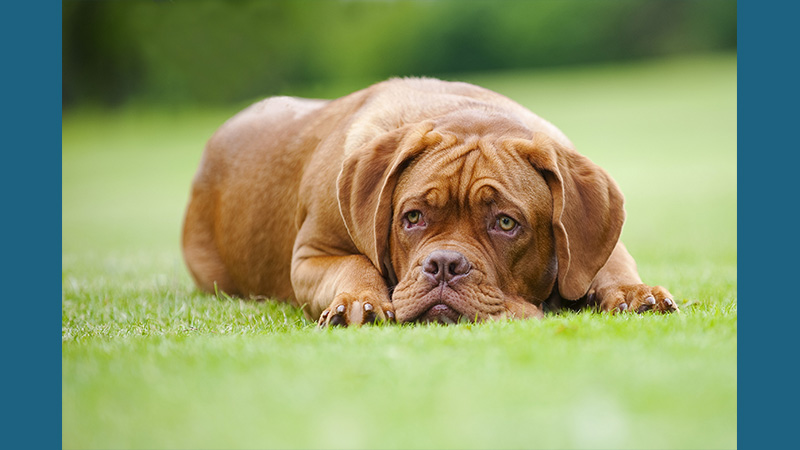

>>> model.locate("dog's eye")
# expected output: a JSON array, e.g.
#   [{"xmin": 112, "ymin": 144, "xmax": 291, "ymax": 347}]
[
  {"xmin": 497, "ymin": 215, "xmax": 517, "ymax": 232},
  {"xmin": 406, "ymin": 210, "xmax": 422, "ymax": 224}
]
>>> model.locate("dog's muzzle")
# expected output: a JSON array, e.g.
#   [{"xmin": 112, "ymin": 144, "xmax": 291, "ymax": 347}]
[{"xmin": 413, "ymin": 250, "xmax": 471, "ymax": 324}]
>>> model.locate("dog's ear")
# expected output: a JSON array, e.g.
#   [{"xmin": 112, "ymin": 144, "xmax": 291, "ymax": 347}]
[
  {"xmin": 337, "ymin": 121, "xmax": 441, "ymax": 280},
  {"xmin": 515, "ymin": 134, "xmax": 625, "ymax": 300}
]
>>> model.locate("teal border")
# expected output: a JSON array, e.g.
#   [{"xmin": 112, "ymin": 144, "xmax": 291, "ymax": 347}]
[
  {"xmin": 6, "ymin": 2, "xmax": 62, "ymax": 448},
  {"xmin": 738, "ymin": 1, "xmax": 794, "ymax": 449}
]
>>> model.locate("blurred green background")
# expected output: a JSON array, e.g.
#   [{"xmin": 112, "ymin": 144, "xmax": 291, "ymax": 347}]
[
  {"xmin": 63, "ymin": 0, "xmax": 736, "ymax": 108},
  {"xmin": 62, "ymin": 0, "xmax": 738, "ymax": 267}
]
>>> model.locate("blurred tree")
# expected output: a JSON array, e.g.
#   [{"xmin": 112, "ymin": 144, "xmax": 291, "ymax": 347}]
[{"xmin": 62, "ymin": 0, "xmax": 736, "ymax": 108}]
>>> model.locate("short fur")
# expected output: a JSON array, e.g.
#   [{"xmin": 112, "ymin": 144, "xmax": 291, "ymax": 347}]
[{"xmin": 182, "ymin": 78, "xmax": 677, "ymax": 326}]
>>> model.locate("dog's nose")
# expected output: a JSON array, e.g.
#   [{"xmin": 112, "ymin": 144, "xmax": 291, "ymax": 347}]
[{"xmin": 422, "ymin": 250, "xmax": 471, "ymax": 284}]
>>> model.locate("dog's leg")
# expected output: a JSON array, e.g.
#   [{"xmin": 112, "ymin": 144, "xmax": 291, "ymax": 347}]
[
  {"xmin": 588, "ymin": 242, "xmax": 679, "ymax": 314},
  {"xmin": 182, "ymin": 183, "xmax": 238, "ymax": 296},
  {"xmin": 292, "ymin": 254, "xmax": 395, "ymax": 327}
]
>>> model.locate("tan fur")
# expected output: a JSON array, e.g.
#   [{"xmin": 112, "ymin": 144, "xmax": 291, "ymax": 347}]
[{"xmin": 182, "ymin": 78, "xmax": 677, "ymax": 326}]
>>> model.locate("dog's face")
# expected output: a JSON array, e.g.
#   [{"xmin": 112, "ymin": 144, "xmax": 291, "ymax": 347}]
[
  {"xmin": 389, "ymin": 138, "xmax": 557, "ymax": 323},
  {"xmin": 337, "ymin": 111, "xmax": 626, "ymax": 323}
]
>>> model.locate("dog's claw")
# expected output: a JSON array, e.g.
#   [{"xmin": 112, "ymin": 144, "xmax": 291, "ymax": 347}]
[
  {"xmin": 328, "ymin": 313, "xmax": 346, "ymax": 327},
  {"xmin": 634, "ymin": 295, "xmax": 655, "ymax": 313},
  {"xmin": 361, "ymin": 303, "xmax": 377, "ymax": 324},
  {"xmin": 659, "ymin": 297, "xmax": 679, "ymax": 313},
  {"xmin": 617, "ymin": 303, "xmax": 628, "ymax": 312}
]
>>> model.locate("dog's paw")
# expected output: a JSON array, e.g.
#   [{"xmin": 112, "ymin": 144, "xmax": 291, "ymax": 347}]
[
  {"xmin": 318, "ymin": 292, "xmax": 396, "ymax": 328},
  {"xmin": 592, "ymin": 284, "xmax": 679, "ymax": 314}
]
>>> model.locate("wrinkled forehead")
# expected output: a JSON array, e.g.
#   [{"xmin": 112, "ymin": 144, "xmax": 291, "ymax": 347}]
[{"xmin": 394, "ymin": 139, "xmax": 551, "ymax": 212}]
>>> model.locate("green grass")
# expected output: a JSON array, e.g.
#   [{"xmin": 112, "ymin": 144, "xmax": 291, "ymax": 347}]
[{"xmin": 62, "ymin": 53, "xmax": 737, "ymax": 449}]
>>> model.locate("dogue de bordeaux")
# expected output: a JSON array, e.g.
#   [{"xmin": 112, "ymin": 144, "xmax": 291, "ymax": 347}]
[{"xmin": 182, "ymin": 77, "xmax": 678, "ymax": 326}]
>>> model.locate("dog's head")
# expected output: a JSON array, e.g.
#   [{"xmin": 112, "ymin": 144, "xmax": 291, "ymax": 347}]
[{"xmin": 337, "ymin": 110, "xmax": 624, "ymax": 323}]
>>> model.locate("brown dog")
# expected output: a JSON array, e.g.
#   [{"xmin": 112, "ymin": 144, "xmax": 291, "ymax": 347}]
[{"xmin": 182, "ymin": 78, "xmax": 678, "ymax": 326}]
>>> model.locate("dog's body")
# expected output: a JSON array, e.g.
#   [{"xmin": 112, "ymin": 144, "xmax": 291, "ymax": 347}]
[{"xmin": 182, "ymin": 78, "xmax": 677, "ymax": 325}]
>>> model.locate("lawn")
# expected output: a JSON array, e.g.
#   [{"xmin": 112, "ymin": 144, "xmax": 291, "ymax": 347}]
[{"xmin": 62, "ymin": 53, "xmax": 737, "ymax": 449}]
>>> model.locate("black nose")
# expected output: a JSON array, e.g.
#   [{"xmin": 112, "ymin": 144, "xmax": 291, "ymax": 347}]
[{"xmin": 422, "ymin": 250, "xmax": 471, "ymax": 284}]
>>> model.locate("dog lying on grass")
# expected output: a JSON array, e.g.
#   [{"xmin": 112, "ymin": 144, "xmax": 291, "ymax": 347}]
[{"xmin": 182, "ymin": 78, "xmax": 678, "ymax": 326}]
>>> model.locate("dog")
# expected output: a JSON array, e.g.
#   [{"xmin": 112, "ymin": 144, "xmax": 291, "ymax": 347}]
[{"xmin": 182, "ymin": 77, "xmax": 678, "ymax": 326}]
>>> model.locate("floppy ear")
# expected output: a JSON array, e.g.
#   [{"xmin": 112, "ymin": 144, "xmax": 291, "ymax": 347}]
[
  {"xmin": 337, "ymin": 121, "xmax": 442, "ymax": 280},
  {"xmin": 519, "ymin": 133, "xmax": 626, "ymax": 300}
]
